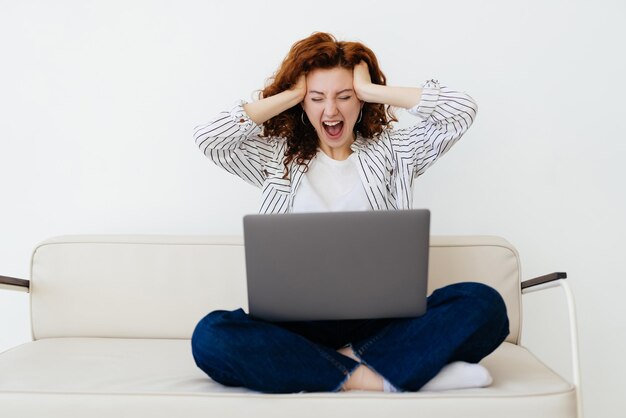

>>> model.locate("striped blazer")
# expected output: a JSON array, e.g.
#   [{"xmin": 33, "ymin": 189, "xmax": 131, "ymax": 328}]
[{"xmin": 194, "ymin": 79, "xmax": 478, "ymax": 214}]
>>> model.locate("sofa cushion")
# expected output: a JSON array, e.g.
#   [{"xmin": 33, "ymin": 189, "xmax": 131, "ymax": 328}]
[
  {"xmin": 0, "ymin": 339, "xmax": 574, "ymax": 417},
  {"xmin": 29, "ymin": 235, "xmax": 522, "ymax": 343}
]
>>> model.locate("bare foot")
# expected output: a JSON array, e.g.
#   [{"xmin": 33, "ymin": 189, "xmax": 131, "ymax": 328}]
[
  {"xmin": 337, "ymin": 346, "xmax": 383, "ymax": 391},
  {"xmin": 342, "ymin": 364, "xmax": 384, "ymax": 391}
]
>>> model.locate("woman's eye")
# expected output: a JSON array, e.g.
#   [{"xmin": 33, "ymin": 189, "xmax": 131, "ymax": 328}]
[
  {"xmin": 311, "ymin": 98, "xmax": 323, "ymax": 102},
  {"xmin": 339, "ymin": 96, "xmax": 351, "ymax": 100}
]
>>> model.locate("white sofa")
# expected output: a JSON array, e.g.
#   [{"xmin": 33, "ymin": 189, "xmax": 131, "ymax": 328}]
[{"xmin": 0, "ymin": 235, "xmax": 581, "ymax": 417}]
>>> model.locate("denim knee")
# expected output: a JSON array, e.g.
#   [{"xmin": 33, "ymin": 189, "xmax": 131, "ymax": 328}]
[
  {"xmin": 192, "ymin": 311, "xmax": 216, "ymax": 352},
  {"xmin": 458, "ymin": 282, "xmax": 509, "ymax": 336},
  {"xmin": 191, "ymin": 309, "xmax": 241, "ymax": 359},
  {"xmin": 191, "ymin": 309, "xmax": 243, "ymax": 386},
  {"xmin": 434, "ymin": 282, "xmax": 509, "ymax": 333},
  {"xmin": 462, "ymin": 281, "xmax": 505, "ymax": 309}
]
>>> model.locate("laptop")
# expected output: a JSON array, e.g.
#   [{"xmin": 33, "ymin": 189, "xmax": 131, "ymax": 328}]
[{"xmin": 242, "ymin": 209, "xmax": 430, "ymax": 322}]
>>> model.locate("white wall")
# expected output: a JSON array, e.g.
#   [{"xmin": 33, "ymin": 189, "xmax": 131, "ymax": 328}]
[{"xmin": 1, "ymin": 1, "xmax": 624, "ymax": 416}]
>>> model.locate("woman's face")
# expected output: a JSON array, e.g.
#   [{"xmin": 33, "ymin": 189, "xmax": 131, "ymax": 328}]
[{"xmin": 302, "ymin": 67, "xmax": 362, "ymax": 159}]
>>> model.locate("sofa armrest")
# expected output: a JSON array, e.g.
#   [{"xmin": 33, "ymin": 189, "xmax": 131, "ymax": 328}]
[
  {"xmin": 0, "ymin": 274, "xmax": 30, "ymax": 293},
  {"xmin": 521, "ymin": 272, "xmax": 582, "ymax": 418},
  {"xmin": 521, "ymin": 272, "xmax": 567, "ymax": 290}
]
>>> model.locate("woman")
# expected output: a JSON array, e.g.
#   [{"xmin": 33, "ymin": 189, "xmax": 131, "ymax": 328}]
[{"xmin": 191, "ymin": 32, "xmax": 509, "ymax": 394}]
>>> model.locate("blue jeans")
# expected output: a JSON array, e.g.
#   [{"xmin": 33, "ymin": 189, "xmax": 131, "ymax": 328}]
[{"xmin": 191, "ymin": 282, "xmax": 509, "ymax": 394}]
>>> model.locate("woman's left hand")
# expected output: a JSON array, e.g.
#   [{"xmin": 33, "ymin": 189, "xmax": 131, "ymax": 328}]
[
  {"xmin": 353, "ymin": 61, "xmax": 423, "ymax": 109},
  {"xmin": 353, "ymin": 61, "xmax": 372, "ymax": 102}
]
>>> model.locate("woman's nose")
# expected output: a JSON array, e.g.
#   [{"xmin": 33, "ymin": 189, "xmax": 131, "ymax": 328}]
[{"xmin": 324, "ymin": 101, "xmax": 338, "ymax": 117}]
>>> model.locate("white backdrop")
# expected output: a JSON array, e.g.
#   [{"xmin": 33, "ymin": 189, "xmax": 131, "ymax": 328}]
[{"xmin": 1, "ymin": 1, "xmax": 624, "ymax": 416}]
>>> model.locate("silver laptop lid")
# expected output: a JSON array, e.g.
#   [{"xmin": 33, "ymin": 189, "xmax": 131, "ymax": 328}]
[{"xmin": 243, "ymin": 209, "xmax": 430, "ymax": 321}]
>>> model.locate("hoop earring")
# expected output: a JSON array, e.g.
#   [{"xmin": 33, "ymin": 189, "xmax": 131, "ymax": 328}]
[
  {"xmin": 356, "ymin": 109, "xmax": 363, "ymax": 124},
  {"xmin": 301, "ymin": 112, "xmax": 309, "ymax": 126}
]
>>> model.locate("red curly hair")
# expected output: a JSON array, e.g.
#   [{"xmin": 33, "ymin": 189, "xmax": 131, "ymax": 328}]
[{"xmin": 259, "ymin": 32, "xmax": 397, "ymax": 178}]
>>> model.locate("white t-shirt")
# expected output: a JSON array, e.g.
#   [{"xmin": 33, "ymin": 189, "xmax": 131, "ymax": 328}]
[{"xmin": 292, "ymin": 150, "xmax": 370, "ymax": 213}]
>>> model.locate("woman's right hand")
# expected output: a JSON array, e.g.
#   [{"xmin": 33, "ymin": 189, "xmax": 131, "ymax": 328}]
[
  {"xmin": 244, "ymin": 73, "xmax": 307, "ymax": 125},
  {"xmin": 292, "ymin": 73, "xmax": 307, "ymax": 102}
]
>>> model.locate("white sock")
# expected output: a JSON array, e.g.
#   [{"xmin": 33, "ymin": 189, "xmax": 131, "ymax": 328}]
[{"xmin": 420, "ymin": 362, "xmax": 493, "ymax": 391}]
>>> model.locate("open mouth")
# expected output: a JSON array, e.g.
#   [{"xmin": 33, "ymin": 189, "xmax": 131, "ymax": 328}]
[{"xmin": 322, "ymin": 121, "xmax": 344, "ymax": 139}]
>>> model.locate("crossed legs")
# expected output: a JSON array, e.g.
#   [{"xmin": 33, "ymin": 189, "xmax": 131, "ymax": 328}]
[{"xmin": 191, "ymin": 282, "xmax": 509, "ymax": 393}]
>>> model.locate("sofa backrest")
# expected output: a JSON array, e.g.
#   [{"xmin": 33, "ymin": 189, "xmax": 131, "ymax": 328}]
[{"xmin": 29, "ymin": 235, "xmax": 521, "ymax": 344}]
